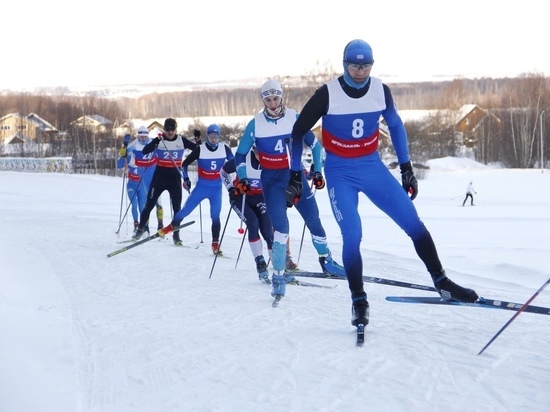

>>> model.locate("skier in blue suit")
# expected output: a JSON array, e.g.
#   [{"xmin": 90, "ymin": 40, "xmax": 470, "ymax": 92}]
[
  {"xmin": 289, "ymin": 39, "xmax": 479, "ymax": 328},
  {"xmin": 234, "ymin": 79, "xmax": 345, "ymax": 302},
  {"xmin": 158, "ymin": 124, "xmax": 234, "ymax": 253},
  {"xmin": 117, "ymin": 126, "xmax": 163, "ymax": 234}
]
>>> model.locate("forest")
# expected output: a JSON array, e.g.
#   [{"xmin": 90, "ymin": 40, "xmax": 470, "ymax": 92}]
[{"xmin": 0, "ymin": 72, "xmax": 549, "ymax": 172}]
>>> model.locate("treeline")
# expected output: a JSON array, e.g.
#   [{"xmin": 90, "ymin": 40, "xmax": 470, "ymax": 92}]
[
  {"xmin": 1, "ymin": 73, "xmax": 549, "ymax": 169},
  {"xmin": 2, "ymin": 75, "xmax": 547, "ymax": 120}
]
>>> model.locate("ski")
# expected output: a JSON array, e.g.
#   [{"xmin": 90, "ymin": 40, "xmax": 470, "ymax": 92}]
[
  {"xmin": 272, "ymin": 295, "xmax": 282, "ymax": 308},
  {"xmin": 175, "ymin": 242, "xmax": 200, "ymax": 249},
  {"xmin": 107, "ymin": 221, "xmax": 195, "ymax": 257},
  {"xmin": 293, "ymin": 271, "xmax": 438, "ymax": 292},
  {"xmin": 385, "ymin": 296, "xmax": 550, "ymax": 315},
  {"xmin": 356, "ymin": 324, "xmax": 365, "ymax": 346},
  {"xmin": 116, "ymin": 239, "xmax": 134, "ymax": 244},
  {"xmin": 292, "ymin": 280, "xmax": 337, "ymax": 289},
  {"xmin": 116, "ymin": 234, "xmax": 159, "ymax": 244}
]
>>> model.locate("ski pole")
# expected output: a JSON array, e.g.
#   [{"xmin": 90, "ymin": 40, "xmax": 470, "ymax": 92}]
[
  {"xmin": 237, "ymin": 194, "xmax": 246, "ymax": 234},
  {"xmin": 199, "ymin": 202, "xmax": 204, "ymax": 243},
  {"xmin": 209, "ymin": 206, "xmax": 233, "ymax": 279},
  {"xmin": 296, "ymin": 180, "xmax": 315, "ymax": 266},
  {"xmin": 478, "ymin": 277, "xmax": 550, "ymax": 355},
  {"xmin": 115, "ymin": 174, "xmax": 145, "ymax": 235},
  {"xmin": 234, "ymin": 227, "xmax": 248, "ymax": 269},
  {"xmin": 117, "ymin": 168, "xmax": 126, "ymax": 232}
]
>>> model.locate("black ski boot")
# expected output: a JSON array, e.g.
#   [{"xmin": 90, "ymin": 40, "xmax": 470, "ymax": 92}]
[
  {"xmin": 132, "ymin": 227, "xmax": 145, "ymax": 241},
  {"xmin": 351, "ymin": 290, "xmax": 370, "ymax": 327},
  {"xmin": 173, "ymin": 230, "xmax": 182, "ymax": 246},
  {"xmin": 431, "ymin": 270, "xmax": 479, "ymax": 302},
  {"xmin": 255, "ymin": 255, "xmax": 270, "ymax": 284}
]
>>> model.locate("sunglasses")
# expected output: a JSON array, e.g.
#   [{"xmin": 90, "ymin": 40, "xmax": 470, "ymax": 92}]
[
  {"xmin": 164, "ymin": 127, "xmax": 175, "ymax": 132},
  {"xmin": 347, "ymin": 63, "xmax": 373, "ymax": 71}
]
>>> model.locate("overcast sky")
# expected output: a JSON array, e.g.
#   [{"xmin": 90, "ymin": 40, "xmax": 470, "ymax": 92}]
[{"xmin": 3, "ymin": 0, "xmax": 548, "ymax": 91}]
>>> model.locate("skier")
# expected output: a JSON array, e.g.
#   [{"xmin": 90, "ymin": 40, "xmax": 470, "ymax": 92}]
[
  {"xmin": 289, "ymin": 39, "xmax": 479, "ymax": 328},
  {"xmin": 221, "ymin": 147, "xmax": 274, "ymax": 283},
  {"xmin": 133, "ymin": 118, "xmax": 197, "ymax": 244},
  {"xmin": 462, "ymin": 181, "xmax": 477, "ymax": 206},
  {"xmin": 116, "ymin": 127, "xmax": 164, "ymax": 234},
  {"xmin": 158, "ymin": 124, "xmax": 234, "ymax": 253},
  {"xmin": 234, "ymin": 79, "xmax": 345, "ymax": 302}
]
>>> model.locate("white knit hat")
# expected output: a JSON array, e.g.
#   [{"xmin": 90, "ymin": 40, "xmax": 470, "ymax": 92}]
[
  {"xmin": 260, "ymin": 79, "xmax": 283, "ymax": 100},
  {"xmin": 137, "ymin": 126, "xmax": 149, "ymax": 136}
]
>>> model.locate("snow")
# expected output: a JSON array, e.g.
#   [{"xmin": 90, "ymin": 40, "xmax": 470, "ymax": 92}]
[{"xmin": 1, "ymin": 158, "xmax": 549, "ymax": 412}]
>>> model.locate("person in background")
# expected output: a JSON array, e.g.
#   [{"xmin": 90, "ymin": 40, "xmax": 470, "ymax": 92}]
[
  {"xmin": 158, "ymin": 124, "xmax": 234, "ymax": 253},
  {"xmin": 462, "ymin": 181, "xmax": 477, "ymax": 206},
  {"xmin": 133, "ymin": 118, "xmax": 197, "ymax": 244},
  {"xmin": 289, "ymin": 39, "xmax": 479, "ymax": 328},
  {"xmin": 234, "ymin": 79, "xmax": 345, "ymax": 302},
  {"xmin": 117, "ymin": 133, "xmax": 147, "ymax": 234},
  {"xmin": 221, "ymin": 147, "xmax": 274, "ymax": 283},
  {"xmin": 117, "ymin": 127, "xmax": 164, "ymax": 235}
]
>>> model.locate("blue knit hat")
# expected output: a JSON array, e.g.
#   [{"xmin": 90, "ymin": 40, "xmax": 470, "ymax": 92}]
[
  {"xmin": 206, "ymin": 124, "xmax": 220, "ymax": 135},
  {"xmin": 343, "ymin": 39, "xmax": 374, "ymax": 64}
]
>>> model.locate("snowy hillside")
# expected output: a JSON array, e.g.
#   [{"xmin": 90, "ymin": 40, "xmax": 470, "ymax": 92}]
[{"xmin": 1, "ymin": 158, "xmax": 549, "ymax": 412}]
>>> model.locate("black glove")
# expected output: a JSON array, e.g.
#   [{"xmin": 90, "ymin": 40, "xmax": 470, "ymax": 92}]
[
  {"xmin": 400, "ymin": 161, "xmax": 418, "ymax": 200},
  {"xmin": 312, "ymin": 171, "xmax": 325, "ymax": 190},
  {"xmin": 228, "ymin": 187, "xmax": 241, "ymax": 205},
  {"xmin": 285, "ymin": 170, "xmax": 303, "ymax": 208},
  {"xmin": 183, "ymin": 177, "xmax": 192, "ymax": 191},
  {"xmin": 236, "ymin": 178, "xmax": 250, "ymax": 194},
  {"xmin": 193, "ymin": 129, "xmax": 201, "ymax": 143}
]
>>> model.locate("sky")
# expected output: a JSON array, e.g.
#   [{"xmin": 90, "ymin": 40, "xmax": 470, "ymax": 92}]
[
  {"xmin": 2, "ymin": 0, "xmax": 549, "ymax": 92},
  {"xmin": 1, "ymin": 157, "xmax": 550, "ymax": 411}
]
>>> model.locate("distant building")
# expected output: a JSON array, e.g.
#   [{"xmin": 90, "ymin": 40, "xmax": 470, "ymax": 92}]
[
  {"xmin": 71, "ymin": 115, "xmax": 113, "ymax": 133},
  {"xmin": 0, "ymin": 112, "xmax": 59, "ymax": 145}
]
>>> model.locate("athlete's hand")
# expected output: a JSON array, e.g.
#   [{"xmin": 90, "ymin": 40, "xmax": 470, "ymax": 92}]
[
  {"xmin": 312, "ymin": 172, "xmax": 325, "ymax": 190},
  {"xmin": 228, "ymin": 187, "xmax": 241, "ymax": 205},
  {"xmin": 182, "ymin": 178, "xmax": 192, "ymax": 191},
  {"xmin": 193, "ymin": 129, "xmax": 202, "ymax": 144},
  {"xmin": 400, "ymin": 161, "xmax": 418, "ymax": 200},
  {"xmin": 236, "ymin": 178, "xmax": 250, "ymax": 194},
  {"xmin": 285, "ymin": 170, "xmax": 303, "ymax": 208}
]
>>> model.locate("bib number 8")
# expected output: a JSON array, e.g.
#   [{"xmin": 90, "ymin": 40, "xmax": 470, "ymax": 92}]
[{"xmin": 352, "ymin": 119, "xmax": 364, "ymax": 138}]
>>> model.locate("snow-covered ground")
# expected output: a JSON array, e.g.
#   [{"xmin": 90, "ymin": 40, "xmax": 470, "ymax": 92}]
[{"xmin": 1, "ymin": 158, "xmax": 549, "ymax": 412}]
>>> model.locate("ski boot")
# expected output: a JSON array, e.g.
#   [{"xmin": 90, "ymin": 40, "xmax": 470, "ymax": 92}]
[
  {"xmin": 173, "ymin": 230, "xmax": 182, "ymax": 246},
  {"xmin": 285, "ymin": 253, "xmax": 298, "ymax": 271},
  {"xmin": 319, "ymin": 252, "xmax": 346, "ymax": 277},
  {"xmin": 132, "ymin": 227, "xmax": 145, "ymax": 241},
  {"xmin": 271, "ymin": 274, "xmax": 286, "ymax": 298},
  {"xmin": 351, "ymin": 290, "xmax": 369, "ymax": 327},
  {"xmin": 255, "ymin": 255, "xmax": 271, "ymax": 284},
  {"xmin": 431, "ymin": 270, "xmax": 479, "ymax": 302},
  {"xmin": 212, "ymin": 241, "xmax": 222, "ymax": 256}
]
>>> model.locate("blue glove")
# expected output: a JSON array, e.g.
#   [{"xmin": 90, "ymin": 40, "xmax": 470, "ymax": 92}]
[
  {"xmin": 123, "ymin": 134, "xmax": 131, "ymax": 146},
  {"xmin": 183, "ymin": 178, "xmax": 192, "ymax": 191}
]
